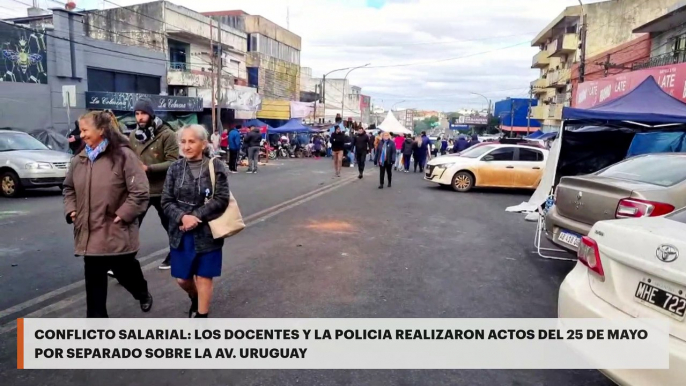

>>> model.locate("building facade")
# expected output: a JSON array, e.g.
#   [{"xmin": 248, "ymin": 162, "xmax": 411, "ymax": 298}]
[
  {"xmin": 573, "ymin": 3, "xmax": 686, "ymax": 108},
  {"xmin": 0, "ymin": 8, "xmax": 176, "ymax": 133},
  {"xmin": 530, "ymin": 5, "xmax": 581, "ymax": 131},
  {"xmin": 203, "ymin": 10, "xmax": 301, "ymax": 121},
  {"xmin": 299, "ymin": 66, "xmax": 366, "ymax": 123},
  {"xmin": 85, "ymin": 1, "xmax": 260, "ymax": 120}
]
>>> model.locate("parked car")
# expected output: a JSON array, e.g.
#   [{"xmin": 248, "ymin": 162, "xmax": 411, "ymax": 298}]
[
  {"xmin": 545, "ymin": 153, "xmax": 686, "ymax": 253},
  {"xmin": 424, "ymin": 144, "xmax": 548, "ymax": 192},
  {"xmin": 0, "ymin": 130, "xmax": 72, "ymax": 198},
  {"xmin": 558, "ymin": 208, "xmax": 686, "ymax": 385}
]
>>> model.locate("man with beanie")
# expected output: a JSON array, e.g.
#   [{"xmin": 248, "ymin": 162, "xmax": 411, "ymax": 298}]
[{"xmin": 129, "ymin": 98, "xmax": 179, "ymax": 270}]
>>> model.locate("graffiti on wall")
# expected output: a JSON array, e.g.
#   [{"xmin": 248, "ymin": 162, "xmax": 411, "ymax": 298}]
[{"xmin": 0, "ymin": 23, "xmax": 47, "ymax": 84}]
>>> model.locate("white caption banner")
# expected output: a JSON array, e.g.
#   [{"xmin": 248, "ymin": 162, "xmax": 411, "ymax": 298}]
[{"xmin": 19, "ymin": 318, "xmax": 669, "ymax": 369}]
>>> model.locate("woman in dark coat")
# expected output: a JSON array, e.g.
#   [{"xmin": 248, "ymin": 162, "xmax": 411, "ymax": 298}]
[
  {"xmin": 411, "ymin": 135, "xmax": 424, "ymax": 173},
  {"xmin": 401, "ymin": 135, "xmax": 413, "ymax": 173},
  {"xmin": 161, "ymin": 124, "xmax": 230, "ymax": 318}
]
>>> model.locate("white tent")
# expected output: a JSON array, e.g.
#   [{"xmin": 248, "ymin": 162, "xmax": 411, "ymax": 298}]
[{"xmin": 378, "ymin": 111, "xmax": 413, "ymax": 135}]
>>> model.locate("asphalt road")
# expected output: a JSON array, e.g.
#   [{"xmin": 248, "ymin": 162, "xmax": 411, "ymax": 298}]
[{"xmin": 0, "ymin": 158, "xmax": 611, "ymax": 385}]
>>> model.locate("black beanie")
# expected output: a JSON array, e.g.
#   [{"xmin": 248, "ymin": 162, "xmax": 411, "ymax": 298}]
[{"xmin": 133, "ymin": 98, "xmax": 155, "ymax": 117}]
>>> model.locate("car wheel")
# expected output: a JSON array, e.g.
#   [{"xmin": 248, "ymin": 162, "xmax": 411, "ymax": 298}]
[
  {"xmin": 1, "ymin": 171, "xmax": 22, "ymax": 198},
  {"xmin": 451, "ymin": 171, "xmax": 474, "ymax": 192}
]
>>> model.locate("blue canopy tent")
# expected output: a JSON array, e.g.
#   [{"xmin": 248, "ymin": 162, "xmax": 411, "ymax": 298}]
[
  {"xmin": 517, "ymin": 75, "xmax": 686, "ymax": 225},
  {"xmin": 563, "ymin": 76, "xmax": 686, "ymax": 124},
  {"xmin": 243, "ymin": 119, "xmax": 273, "ymax": 130},
  {"xmin": 525, "ymin": 130, "xmax": 544, "ymax": 139},
  {"xmin": 269, "ymin": 118, "xmax": 311, "ymax": 134}
]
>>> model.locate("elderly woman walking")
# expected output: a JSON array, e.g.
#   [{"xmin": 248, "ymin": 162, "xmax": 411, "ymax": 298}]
[
  {"xmin": 162, "ymin": 124, "xmax": 230, "ymax": 318},
  {"xmin": 63, "ymin": 111, "xmax": 152, "ymax": 318}
]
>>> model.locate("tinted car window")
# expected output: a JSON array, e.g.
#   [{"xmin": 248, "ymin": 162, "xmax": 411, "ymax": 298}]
[
  {"xmin": 518, "ymin": 148, "xmax": 543, "ymax": 162},
  {"xmin": 485, "ymin": 147, "xmax": 515, "ymax": 161},
  {"xmin": 460, "ymin": 145, "xmax": 495, "ymax": 158},
  {"xmin": 597, "ymin": 155, "xmax": 686, "ymax": 187}
]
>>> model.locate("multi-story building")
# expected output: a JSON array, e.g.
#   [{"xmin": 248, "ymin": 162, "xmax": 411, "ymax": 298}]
[
  {"xmin": 574, "ymin": 2, "xmax": 686, "ymax": 108},
  {"xmin": 85, "ymin": 1, "xmax": 260, "ymax": 122},
  {"xmin": 529, "ymin": 5, "xmax": 581, "ymax": 131},
  {"xmin": 532, "ymin": 0, "xmax": 685, "ymax": 129},
  {"xmin": 393, "ymin": 109, "xmax": 415, "ymax": 132},
  {"xmin": 203, "ymin": 10, "xmax": 301, "ymax": 121},
  {"xmin": 0, "ymin": 7, "xmax": 206, "ymax": 133}
]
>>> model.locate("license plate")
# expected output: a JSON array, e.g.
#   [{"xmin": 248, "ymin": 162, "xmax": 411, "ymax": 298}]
[
  {"xmin": 635, "ymin": 281, "xmax": 686, "ymax": 320},
  {"xmin": 557, "ymin": 230, "xmax": 581, "ymax": 248}
]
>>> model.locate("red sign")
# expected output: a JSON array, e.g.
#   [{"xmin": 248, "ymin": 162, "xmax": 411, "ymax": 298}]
[{"xmin": 574, "ymin": 62, "xmax": 686, "ymax": 108}]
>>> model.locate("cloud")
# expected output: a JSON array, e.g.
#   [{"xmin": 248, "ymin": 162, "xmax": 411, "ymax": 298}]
[{"xmin": 0, "ymin": 0, "xmax": 596, "ymax": 110}]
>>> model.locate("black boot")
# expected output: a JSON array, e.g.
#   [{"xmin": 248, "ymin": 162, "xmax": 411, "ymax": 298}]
[
  {"xmin": 140, "ymin": 292, "xmax": 153, "ymax": 312},
  {"xmin": 188, "ymin": 295, "xmax": 198, "ymax": 318},
  {"xmin": 378, "ymin": 185, "xmax": 383, "ymax": 189},
  {"xmin": 194, "ymin": 312, "xmax": 208, "ymax": 318}
]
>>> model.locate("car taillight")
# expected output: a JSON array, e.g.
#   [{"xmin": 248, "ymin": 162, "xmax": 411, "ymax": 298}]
[
  {"xmin": 578, "ymin": 236, "xmax": 604, "ymax": 278},
  {"xmin": 615, "ymin": 198, "xmax": 675, "ymax": 219}
]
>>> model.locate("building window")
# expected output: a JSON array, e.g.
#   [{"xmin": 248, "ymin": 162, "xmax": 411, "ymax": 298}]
[{"xmin": 87, "ymin": 68, "xmax": 161, "ymax": 94}]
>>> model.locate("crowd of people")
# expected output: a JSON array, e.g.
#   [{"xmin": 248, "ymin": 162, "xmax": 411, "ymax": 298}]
[{"xmin": 63, "ymin": 98, "xmax": 230, "ymax": 319}]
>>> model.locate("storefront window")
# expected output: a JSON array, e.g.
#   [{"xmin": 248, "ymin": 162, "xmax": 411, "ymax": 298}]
[{"xmin": 87, "ymin": 68, "xmax": 161, "ymax": 94}]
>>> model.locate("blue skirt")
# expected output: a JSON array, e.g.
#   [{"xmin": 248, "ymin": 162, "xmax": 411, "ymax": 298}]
[{"xmin": 170, "ymin": 232, "xmax": 223, "ymax": 279}]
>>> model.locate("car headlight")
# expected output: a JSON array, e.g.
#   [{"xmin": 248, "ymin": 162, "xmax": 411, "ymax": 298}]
[
  {"xmin": 436, "ymin": 163, "xmax": 456, "ymax": 168},
  {"xmin": 25, "ymin": 162, "xmax": 53, "ymax": 170}
]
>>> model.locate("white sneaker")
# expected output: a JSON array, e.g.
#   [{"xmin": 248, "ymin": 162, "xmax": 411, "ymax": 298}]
[{"xmin": 107, "ymin": 270, "xmax": 115, "ymax": 277}]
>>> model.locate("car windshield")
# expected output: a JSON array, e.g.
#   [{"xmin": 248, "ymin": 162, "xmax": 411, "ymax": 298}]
[
  {"xmin": 597, "ymin": 155, "xmax": 686, "ymax": 187},
  {"xmin": 0, "ymin": 132, "xmax": 49, "ymax": 151},
  {"xmin": 460, "ymin": 145, "xmax": 496, "ymax": 158}
]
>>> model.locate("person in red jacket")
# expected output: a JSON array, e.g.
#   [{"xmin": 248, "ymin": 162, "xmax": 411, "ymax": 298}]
[{"xmin": 219, "ymin": 128, "xmax": 229, "ymax": 161}]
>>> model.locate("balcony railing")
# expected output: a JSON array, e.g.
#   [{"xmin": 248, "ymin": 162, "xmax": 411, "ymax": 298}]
[
  {"xmin": 632, "ymin": 50, "xmax": 686, "ymax": 71},
  {"xmin": 531, "ymin": 105, "xmax": 547, "ymax": 120},
  {"xmin": 548, "ymin": 104, "xmax": 563, "ymax": 119},
  {"xmin": 548, "ymin": 34, "xmax": 578, "ymax": 57},
  {"xmin": 168, "ymin": 61, "xmax": 189, "ymax": 71}
]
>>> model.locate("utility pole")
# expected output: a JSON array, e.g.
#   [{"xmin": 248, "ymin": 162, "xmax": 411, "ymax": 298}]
[
  {"xmin": 527, "ymin": 85, "xmax": 533, "ymax": 134},
  {"xmin": 210, "ymin": 20, "xmax": 216, "ymax": 133},
  {"xmin": 578, "ymin": 1, "xmax": 587, "ymax": 83},
  {"xmin": 215, "ymin": 19, "xmax": 223, "ymax": 133},
  {"xmin": 510, "ymin": 100, "xmax": 515, "ymax": 138}
]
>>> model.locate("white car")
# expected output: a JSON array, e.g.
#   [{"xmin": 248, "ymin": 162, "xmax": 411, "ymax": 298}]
[
  {"xmin": 0, "ymin": 130, "xmax": 72, "ymax": 197},
  {"xmin": 559, "ymin": 208, "xmax": 686, "ymax": 385},
  {"xmin": 424, "ymin": 144, "xmax": 548, "ymax": 192}
]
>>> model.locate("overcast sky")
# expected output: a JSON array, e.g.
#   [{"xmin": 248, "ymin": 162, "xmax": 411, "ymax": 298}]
[{"xmin": 1, "ymin": 0, "xmax": 605, "ymax": 111}]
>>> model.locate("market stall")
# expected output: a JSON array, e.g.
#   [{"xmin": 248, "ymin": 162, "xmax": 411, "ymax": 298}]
[
  {"xmin": 378, "ymin": 111, "xmax": 413, "ymax": 135},
  {"xmin": 507, "ymin": 76, "xmax": 686, "ymax": 260}
]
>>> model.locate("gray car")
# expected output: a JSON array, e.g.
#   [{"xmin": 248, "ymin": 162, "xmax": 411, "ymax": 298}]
[
  {"xmin": 545, "ymin": 153, "xmax": 686, "ymax": 253},
  {"xmin": 0, "ymin": 130, "xmax": 72, "ymax": 198}
]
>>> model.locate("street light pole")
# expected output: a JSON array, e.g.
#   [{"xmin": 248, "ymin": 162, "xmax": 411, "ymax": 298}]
[
  {"xmin": 391, "ymin": 100, "xmax": 406, "ymax": 111},
  {"xmin": 469, "ymin": 92, "xmax": 491, "ymax": 116},
  {"xmin": 341, "ymin": 63, "xmax": 370, "ymax": 119},
  {"xmin": 321, "ymin": 65, "xmax": 367, "ymax": 123}
]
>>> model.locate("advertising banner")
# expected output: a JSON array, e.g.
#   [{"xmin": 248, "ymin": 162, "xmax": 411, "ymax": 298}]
[
  {"xmin": 574, "ymin": 62, "xmax": 686, "ymax": 109},
  {"xmin": 85, "ymin": 92, "xmax": 203, "ymax": 112}
]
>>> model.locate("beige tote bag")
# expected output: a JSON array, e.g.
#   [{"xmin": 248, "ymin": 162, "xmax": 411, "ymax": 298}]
[{"xmin": 208, "ymin": 158, "xmax": 245, "ymax": 238}]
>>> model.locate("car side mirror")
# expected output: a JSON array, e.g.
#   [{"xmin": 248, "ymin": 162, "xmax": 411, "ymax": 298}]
[{"xmin": 482, "ymin": 155, "xmax": 494, "ymax": 161}]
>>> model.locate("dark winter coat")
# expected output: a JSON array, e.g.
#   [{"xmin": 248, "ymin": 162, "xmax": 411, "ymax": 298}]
[
  {"xmin": 401, "ymin": 138, "xmax": 414, "ymax": 156},
  {"xmin": 244, "ymin": 129, "xmax": 262, "ymax": 148},
  {"xmin": 374, "ymin": 139, "xmax": 397, "ymax": 166},
  {"xmin": 63, "ymin": 146, "xmax": 150, "ymax": 257},
  {"xmin": 128, "ymin": 119, "xmax": 178, "ymax": 197},
  {"xmin": 330, "ymin": 131, "xmax": 347, "ymax": 152},
  {"xmin": 161, "ymin": 157, "xmax": 230, "ymax": 254},
  {"xmin": 453, "ymin": 137, "xmax": 470, "ymax": 153},
  {"xmin": 350, "ymin": 133, "xmax": 371, "ymax": 154}
]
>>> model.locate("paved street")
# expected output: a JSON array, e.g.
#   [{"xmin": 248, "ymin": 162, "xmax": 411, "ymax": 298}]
[{"xmin": 0, "ymin": 159, "xmax": 611, "ymax": 385}]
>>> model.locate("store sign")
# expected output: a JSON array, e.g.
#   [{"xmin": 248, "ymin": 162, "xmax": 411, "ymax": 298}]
[
  {"xmin": 459, "ymin": 116, "xmax": 488, "ymax": 125},
  {"xmin": 85, "ymin": 92, "xmax": 203, "ymax": 112},
  {"xmin": 197, "ymin": 85, "xmax": 261, "ymax": 111},
  {"xmin": 574, "ymin": 62, "xmax": 686, "ymax": 109}
]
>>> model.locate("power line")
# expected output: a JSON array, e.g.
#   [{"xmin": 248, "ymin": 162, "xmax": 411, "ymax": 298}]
[{"xmin": 308, "ymin": 31, "xmax": 537, "ymax": 48}]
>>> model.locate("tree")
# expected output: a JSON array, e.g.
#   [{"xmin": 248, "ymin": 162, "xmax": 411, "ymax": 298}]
[{"xmin": 414, "ymin": 120, "xmax": 429, "ymax": 133}]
